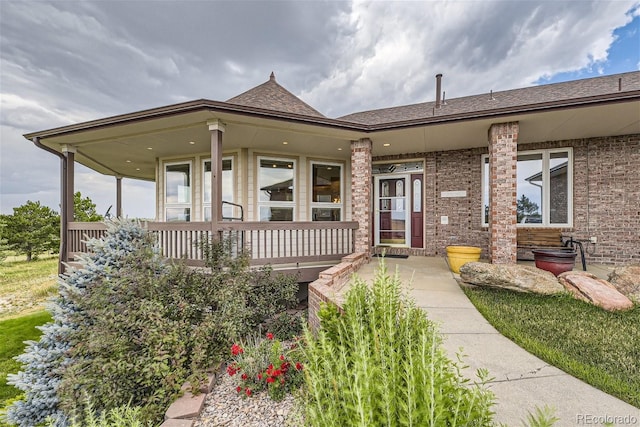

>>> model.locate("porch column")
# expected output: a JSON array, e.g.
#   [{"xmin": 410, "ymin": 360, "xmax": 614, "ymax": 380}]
[
  {"xmin": 116, "ymin": 176, "xmax": 122, "ymax": 217},
  {"xmin": 488, "ymin": 122, "xmax": 518, "ymax": 264},
  {"xmin": 351, "ymin": 138, "xmax": 372, "ymax": 256},
  {"xmin": 208, "ymin": 119, "xmax": 225, "ymax": 237},
  {"xmin": 62, "ymin": 145, "xmax": 75, "ymax": 224}
]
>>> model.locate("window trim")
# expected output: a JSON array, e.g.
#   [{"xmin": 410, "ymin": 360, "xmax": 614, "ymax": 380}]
[
  {"xmin": 482, "ymin": 148, "xmax": 573, "ymax": 228},
  {"xmin": 257, "ymin": 156, "xmax": 297, "ymax": 222},
  {"xmin": 202, "ymin": 156, "xmax": 234, "ymax": 221},
  {"xmin": 164, "ymin": 160, "xmax": 193, "ymax": 222},
  {"xmin": 309, "ymin": 160, "xmax": 344, "ymax": 221}
]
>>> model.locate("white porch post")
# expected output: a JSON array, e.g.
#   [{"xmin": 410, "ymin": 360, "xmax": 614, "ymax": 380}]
[{"xmin": 208, "ymin": 120, "xmax": 226, "ymax": 238}]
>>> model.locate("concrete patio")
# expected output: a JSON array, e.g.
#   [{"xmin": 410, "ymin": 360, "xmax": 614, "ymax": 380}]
[{"xmin": 353, "ymin": 256, "xmax": 639, "ymax": 426}]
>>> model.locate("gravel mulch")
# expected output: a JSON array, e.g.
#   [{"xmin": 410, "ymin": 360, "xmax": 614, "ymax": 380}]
[{"xmin": 194, "ymin": 371, "xmax": 304, "ymax": 427}]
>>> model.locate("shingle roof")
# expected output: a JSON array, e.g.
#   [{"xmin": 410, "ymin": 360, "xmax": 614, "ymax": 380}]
[
  {"xmin": 226, "ymin": 72, "xmax": 325, "ymax": 118},
  {"xmin": 338, "ymin": 71, "xmax": 640, "ymax": 125}
]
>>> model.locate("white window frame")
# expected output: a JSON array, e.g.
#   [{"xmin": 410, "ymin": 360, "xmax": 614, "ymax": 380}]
[
  {"xmin": 203, "ymin": 156, "xmax": 234, "ymax": 221},
  {"xmin": 310, "ymin": 160, "xmax": 344, "ymax": 221},
  {"xmin": 482, "ymin": 148, "xmax": 573, "ymax": 227},
  {"xmin": 257, "ymin": 156, "xmax": 296, "ymax": 222},
  {"xmin": 164, "ymin": 160, "xmax": 192, "ymax": 222}
]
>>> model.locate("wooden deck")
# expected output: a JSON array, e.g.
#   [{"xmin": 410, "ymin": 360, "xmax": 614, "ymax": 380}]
[{"xmin": 67, "ymin": 221, "xmax": 358, "ymax": 281}]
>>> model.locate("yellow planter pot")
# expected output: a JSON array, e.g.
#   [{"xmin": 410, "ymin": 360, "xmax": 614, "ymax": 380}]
[{"xmin": 446, "ymin": 246, "xmax": 482, "ymax": 273}]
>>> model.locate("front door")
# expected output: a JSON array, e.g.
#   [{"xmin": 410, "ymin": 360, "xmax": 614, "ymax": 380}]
[{"xmin": 374, "ymin": 175, "xmax": 409, "ymax": 246}]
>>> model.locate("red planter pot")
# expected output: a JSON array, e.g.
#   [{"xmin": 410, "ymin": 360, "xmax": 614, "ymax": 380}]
[{"xmin": 532, "ymin": 249, "xmax": 577, "ymax": 276}]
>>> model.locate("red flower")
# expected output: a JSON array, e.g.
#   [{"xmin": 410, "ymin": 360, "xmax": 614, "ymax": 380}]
[
  {"xmin": 257, "ymin": 373, "xmax": 263, "ymax": 380},
  {"xmin": 295, "ymin": 362, "xmax": 303, "ymax": 371},
  {"xmin": 266, "ymin": 376, "xmax": 275, "ymax": 384},
  {"xmin": 245, "ymin": 388, "xmax": 252, "ymax": 397},
  {"xmin": 266, "ymin": 332, "xmax": 274, "ymax": 340},
  {"xmin": 236, "ymin": 386, "xmax": 243, "ymax": 393},
  {"xmin": 227, "ymin": 365, "xmax": 237, "ymax": 376},
  {"xmin": 279, "ymin": 354, "xmax": 285, "ymax": 361},
  {"xmin": 241, "ymin": 373, "xmax": 248, "ymax": 380},
  {"xmin": 231, "ymin": 343, "xmax": 244, "ymax": 356}
]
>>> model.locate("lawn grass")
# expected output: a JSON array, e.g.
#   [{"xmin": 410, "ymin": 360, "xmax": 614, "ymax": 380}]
[
  {"xmin": 463, "ymin": 286, "xmax": 640, "ymax": 408},
  {"xmin": 0, "ymin": 311, "xmax": 52, "ymax": 406},
  {"xmin": 0, "ymin": 255, "xmax": 58, "ymax": 320}
]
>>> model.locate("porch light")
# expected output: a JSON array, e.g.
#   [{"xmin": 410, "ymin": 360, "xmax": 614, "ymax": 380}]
[
  {"xmin": 136, "ymin": 168, "xmax": 140, "ymax": 171},
  {"xmin": 147, "ymin": 147, "xmax": 153, "ymax": 150},
  {"xmin": 189, "ymin": 141, "xmax": 196, "ymax": 145},
  {"xmin": 282, "ymin": 141, "xmax": 288, "ymax": 145},
  {"xmin": 383, "ymin": 143, "xmax": 391, "ymax": 147},
  {"xmin": 338, "ymin": 148, "xmax": 342, "ymax": 151},
  {"xmin": 126, "ymin": 160, "xmax": 131, "ymax": 163}
]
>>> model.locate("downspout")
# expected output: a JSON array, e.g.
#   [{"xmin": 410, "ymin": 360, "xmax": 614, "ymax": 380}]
[{"xmin": 32, "ymin": 137, "xmax": 67, "ymax": 274}]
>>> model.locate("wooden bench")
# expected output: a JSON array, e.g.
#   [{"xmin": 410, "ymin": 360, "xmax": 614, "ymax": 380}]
[
  {"xmin": 517, "ymin": 228, "xmax": 587, "ymax": 271},
  {"xmin": 517, "ymin": 228, "xmax": 564, "ymax": 251}
]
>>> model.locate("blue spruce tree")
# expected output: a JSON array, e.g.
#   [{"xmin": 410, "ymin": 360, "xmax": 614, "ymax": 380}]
[{"xmin": 4, "ymin": 219, "xmax": 153, "ymax": 426}]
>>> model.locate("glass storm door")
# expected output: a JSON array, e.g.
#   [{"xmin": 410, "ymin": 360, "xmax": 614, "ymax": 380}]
[{"xmin": 375, "ymin": 175, "xmax": 409, "ymax": 246}]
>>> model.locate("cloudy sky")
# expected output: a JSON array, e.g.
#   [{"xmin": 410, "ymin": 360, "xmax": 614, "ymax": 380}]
[{"xmin": 1, "ymin": 0, "xmax": 638, "ymax": 218}]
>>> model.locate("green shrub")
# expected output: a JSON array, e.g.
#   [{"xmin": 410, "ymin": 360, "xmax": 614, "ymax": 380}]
[
  {"xmin": 47, "ymin": 398, "xmax": 151, "ymax": 427},
  {"xmin": 300, "ymin": 262, "xmax": 495, "ymax": 426},
  {"xmin": 267, "ymin": 311, "xmax": 306, "ymax": 341},
  {"xmin": 56, "ymin": 232, "xmax": 298, "ymax": 424}
]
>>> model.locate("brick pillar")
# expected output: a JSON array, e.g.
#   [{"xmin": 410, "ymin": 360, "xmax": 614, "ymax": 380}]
[
  {"xmin": 351, "ymin": 138, "xmax": 372, "ymax": 255},
  {"xmin": 488, "ymin": 122, "xmax": 518, "ymax": 264}
]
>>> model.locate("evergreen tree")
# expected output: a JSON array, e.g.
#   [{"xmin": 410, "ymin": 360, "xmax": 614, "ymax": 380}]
[
  {"xmin": 73, "ymin": 192, "xmax": 103, "ymax": 222},
  {"xmin": 2, "ymin": 201, "xmax": 59, "ymax": 261},
  {"xmin": 5, "ymin": 219, "xmax": 151, "ymax": 427},
  {"xmin": 516, "ymin": 194, "xmax": 540, "ymax": 223}
]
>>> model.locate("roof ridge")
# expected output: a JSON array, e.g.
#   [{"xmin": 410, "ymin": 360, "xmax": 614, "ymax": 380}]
[{"xmin": 226, "ymin": 73, "xmax": 325, "ymax": 118}]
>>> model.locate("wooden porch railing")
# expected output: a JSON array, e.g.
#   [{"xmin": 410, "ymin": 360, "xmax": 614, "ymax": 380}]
[{"xmin": 67, "ymin": 221, "xmax": 358, "ymax": 267}]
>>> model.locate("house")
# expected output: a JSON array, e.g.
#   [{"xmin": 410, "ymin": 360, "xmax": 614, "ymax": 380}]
[{"xmin": 25, "ymin": 71, "xmax": 640, "ymax": 276}]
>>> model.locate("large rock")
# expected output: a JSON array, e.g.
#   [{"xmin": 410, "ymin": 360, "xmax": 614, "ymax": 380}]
[
  {"xmin": 558, "ymin": 271, "xmax": 634, "ymax": 311},
  {"xmin": 607, "ymin": 265, "xmax": 640, "ymax": 304},
  {"xmin": 459, "ymin": 263, "xmax": 565, "ymax": 294}
]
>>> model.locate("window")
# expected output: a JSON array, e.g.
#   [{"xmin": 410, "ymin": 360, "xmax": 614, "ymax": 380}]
[
  {"xmin": 311, "ymin": 162, "xmax": 343, "ymax": 221},
  {"xmin": 258, "ymin": 157, "xmax": 295, "ymax": 221},
  {"xmin": 203, "ymin": 158, "xmax": 234, "ymax": 221},
  {"xmin": 165, "ymin": 162, "xmax": 191, "ymax": 221},
  {"xmin": 482, "ymin": 149, "xmax": 572, "ymax": 227}
]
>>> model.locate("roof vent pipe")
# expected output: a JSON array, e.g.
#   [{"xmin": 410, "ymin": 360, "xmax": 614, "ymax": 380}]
[
  {"xmin": 619, "ymin": 77, "xmax": 622, "ymax": 91},
  {"xmin": 435, "ymin": 73, "xmax": 442, "ymax": 108}
]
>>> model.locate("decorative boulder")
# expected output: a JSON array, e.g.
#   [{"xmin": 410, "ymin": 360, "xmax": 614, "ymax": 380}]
[
  {"xmin": 558, "ymin": 271, "xmax": 634, "ymax": 311},
  {"xmin": 607, "ymin": 265, "xmax": 640, "ymax": 304},
  {"xmin": 459, "ymin": 263, "xmax": 565, "ymax": 295}
]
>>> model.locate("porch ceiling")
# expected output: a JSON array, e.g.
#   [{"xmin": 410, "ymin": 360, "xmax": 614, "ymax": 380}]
[
  {"xmin": 368, "ymin": 100, "xmax": 640, "ymax": 156},
  {"xmin": 35, "ymin": 98, "xmax": 639, "ymax": 180},
  {"xmin": 39, "ymin": 110, "xmax": 362, "ymax": 180}
]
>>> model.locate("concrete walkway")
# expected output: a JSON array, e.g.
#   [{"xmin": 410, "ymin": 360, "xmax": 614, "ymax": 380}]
[{"xmin": 354, "ymin": 256, "xmax": 640, "ymax": 427}]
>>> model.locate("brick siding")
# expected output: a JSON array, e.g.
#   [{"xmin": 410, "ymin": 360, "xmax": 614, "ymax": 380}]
[
  {"xmin": 351, "ymin": 139, "xmax": 373, "ymax": 255},
  {"xmin": 307, "ymin": 252, "xmax": 369, "ymax": 332},
  {"xmin": 367, "ymin": 133, "xmax": 639, "ymax": 265}
]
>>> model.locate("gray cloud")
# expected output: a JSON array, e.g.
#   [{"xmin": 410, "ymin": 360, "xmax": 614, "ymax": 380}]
[{"xmin": 1, "ymin": 0, "xmax": 637, "ymax": 217}]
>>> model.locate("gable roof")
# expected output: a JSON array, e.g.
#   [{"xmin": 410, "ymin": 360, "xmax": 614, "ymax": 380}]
[
  {"xmin": 226, "ymin": 72, "xmax": 325, "ymax": 118},
  {"xmin": 339, "ymin": 71, "xmax": 640, "ymax": 125}
]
